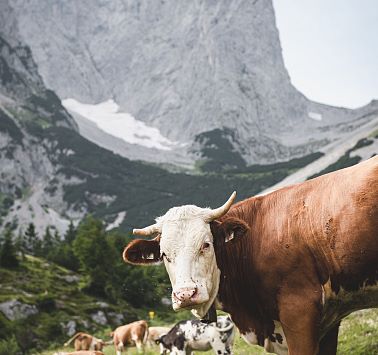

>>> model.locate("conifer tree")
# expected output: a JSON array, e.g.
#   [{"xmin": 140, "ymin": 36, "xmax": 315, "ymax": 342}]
[
  {"xmin": 24, "ymin": 223, "xmax": 38, "ymax": 254},
  {"xmin": 42, "ymin": 227, "xmax": 53, "ymax": 256},
  {"xmin": 0, "ymin": 229, "xmax": 19, "ymax": 268},
  {"xmin": 48, "ymin": 222, "xmax": 79, "ymax": 271},
  {"xmin": 73, "ymin": 216, "xmax": 114, "ymax": 297},
  {"xmin": 64, "ymin": 221, "xmax": 76, "ymax": 244},
  {"xmin": 53, "ymin": 230, "xmax": 61, "ymax": 245},
  {"xmin": 14, "ymin": 229, "xmax": 26, "ymax": 260}
]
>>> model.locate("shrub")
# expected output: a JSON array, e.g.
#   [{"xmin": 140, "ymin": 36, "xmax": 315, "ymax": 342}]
[{"xmin": 0, "ymin": 336, "xmax": 21, "ymax": 355}]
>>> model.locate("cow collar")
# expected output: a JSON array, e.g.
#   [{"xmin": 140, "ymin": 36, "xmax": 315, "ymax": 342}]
[{"xmin": 200, "ymin": 302, "xmax": 217, "ymax": 323}]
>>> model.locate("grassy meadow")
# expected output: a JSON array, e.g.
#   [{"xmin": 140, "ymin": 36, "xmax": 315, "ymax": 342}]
[
  {"xmin": 36, "ymin": 334, "xmax": 266, "ymax": 355},
  {"xmin": 0, "ymin": 256, "xmax": 378, "ymax": 355},
  {"xmin": 0, "ymin": 250, "xmax": 376, "ymax": 354},
  {"xmin": 35, "ymin": 309, "xmax": 378, "ymax": 355}
]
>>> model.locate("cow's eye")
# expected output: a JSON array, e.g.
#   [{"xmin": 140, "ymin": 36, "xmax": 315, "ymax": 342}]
[
  {"xmin": 200, "ymin": 242, "xmax": 210, "ymax": 252},
  {"xmin": 162, "ymin": 252, "xmax": 171, "ymax": 263}
]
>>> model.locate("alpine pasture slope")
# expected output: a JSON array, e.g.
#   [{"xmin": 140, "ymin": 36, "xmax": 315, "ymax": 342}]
[
  {"xmin": 0, "ymin": 1, "xmax": 377, "ymax": 354},
  {"xmin": 39, "ymin": 309, "xmax": 378, "ymax": 355}
]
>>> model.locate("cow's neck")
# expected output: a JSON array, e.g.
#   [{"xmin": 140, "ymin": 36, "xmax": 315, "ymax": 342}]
[
  {"xmin": 212, "ymin": 198, "xmax": 271, "ymax": 338},
  {"xmin": 200, "ymin": 303, "xmax": 217, "ymax": 323}
]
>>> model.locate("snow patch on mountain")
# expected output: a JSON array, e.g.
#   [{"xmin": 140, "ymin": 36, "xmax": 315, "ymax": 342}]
[
  {"xmin": 105, "ymin": 211, "xmax": 127, "ymax": 231},
  {"xmin": 308, "ymin": 112, "xmax": 322, "ymax": 121},
  {"xmin": 62, "ymin": 99, "xmax": 177, "ymax": 151}
]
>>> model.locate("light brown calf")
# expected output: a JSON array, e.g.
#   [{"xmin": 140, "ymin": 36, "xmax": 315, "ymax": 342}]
[
  {"xmin": 64, "ymin": 332, "xmax": 105, "ymax": 351},
  {"xmin": 111, "ymin": 320, "xmax": 149, "ymax": 354},
  {"xmin": 147, "ymin": 326, "xmax": 171, "ymax": 347}
]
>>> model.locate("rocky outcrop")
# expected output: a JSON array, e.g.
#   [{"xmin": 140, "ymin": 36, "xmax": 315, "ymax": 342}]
[
  {"xmin": 6, "ymin": 0, "xmax": 377, "ymax": 165},
  {"xmin": 0, "ymin": 299, "xmax": 38, "ymax": 320},
  {"xmin": 61, "ymin": 320, "xmax": 77, "ymax": 337},
  {"xmin": 90, "ymin": 310, "xmax": 107, "ymax": 325},
  {"xmin": 0, "ymin": 1, "xmax": 84, "ymax": 234}
]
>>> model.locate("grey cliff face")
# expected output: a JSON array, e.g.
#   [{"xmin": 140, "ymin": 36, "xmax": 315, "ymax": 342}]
[
  {"xmin": 1, "ymin": 0, "xmax": 377, "ymax": 237},
  {"xmin": 0, "ymin": 1, "xmax": 82, "ymax": 234},
  {"xmin": 7, "ymin": 0, "xmax": 376, "ymax": 165}
]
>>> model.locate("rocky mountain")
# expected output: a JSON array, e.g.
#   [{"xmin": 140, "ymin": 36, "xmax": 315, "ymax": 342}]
[
  {"xmin": 262, "ymin": 120, "xmax": 378, "ymax": 193},
  {"xmin": 0, "ymin": 1, "xmax": 305, "ymax": 235},
  {"xmin": 6, "ymin": 0, "xmax": 378, "ymax": 168},
  {"xmin": 0, "ymin": 1, "xmax": 78, "ymax": 234},
  {"xmin": 1, "ymin": 0, "xmax": 377, "ymax": 236}
]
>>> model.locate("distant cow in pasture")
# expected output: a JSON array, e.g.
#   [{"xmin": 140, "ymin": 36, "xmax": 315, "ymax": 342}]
[
  {"xmin": 111, "ymin": 320, "xmax": 149, "ymax": 354},
  {"xmin": 64, "ymin": 332, "xmax": 105, "ymax": 351},
  {"xmin": 147, "ymin": 326, "xmax": 171, "ymax": 347},
  {"xmin": 124, "ymin": 156, "xmax": 378, "ymax": 355},
  {"xmin": 53, "ymin": 351, "xmax": 104, "ymax": 355},
  {"xmin": 157, "ymin": 316, "xmax": 235, "ymax": 354}
]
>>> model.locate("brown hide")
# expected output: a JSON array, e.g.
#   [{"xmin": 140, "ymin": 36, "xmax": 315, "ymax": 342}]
[
  {"xmin": 64, "ymin": 333, "xmax": 104, "ymax": 351},
  {"xmin": 147, "ymin": 326, "xmax": 171, "ymax": 342},
  {"xmin": 210, "ymin": 156, "xmax": 378, "ymax": 354},
  {"xmin": 112, "ymin": 320, "xmax": 148, "ymax": 350}
]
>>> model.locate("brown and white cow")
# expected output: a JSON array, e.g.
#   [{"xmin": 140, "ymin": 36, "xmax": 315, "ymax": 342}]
[
  {"xmin": 111, "ymin": 320, "xmax": 149, "ymax": 354},
  {"xmin": 63, "ymin": 332, "xmax": 105, "ymax": 351},
  {"xmin": 123, "ymin": 156, "xmax": 378, "ymax": 355}
]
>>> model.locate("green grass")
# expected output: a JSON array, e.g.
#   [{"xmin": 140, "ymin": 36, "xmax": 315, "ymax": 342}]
[
  {"xmin": 0, "ymin": 255, "xmax": 138, "ymax": 353},
  {"xmin": 34, "ymin": 331, "xmax": 268, "ymax": 355},
  {"xmin": 338, "ymin": 309, "xmax": 378, "ymax": 355},
  {"xmin": 36, "ymin": 309, "xmax": 378, "ymax": 355},
  {"xmin": 1, "ymin": 256, "xmax": 376, "ymax": 354},
  {"xmin": 1, "ymin": 257, "xmax": 377, "ymax": 354}
]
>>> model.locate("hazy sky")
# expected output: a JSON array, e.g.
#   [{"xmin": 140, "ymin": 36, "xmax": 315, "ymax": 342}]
[{"xmin": 273, "ymin": 0, "xmax": 378, "ymax": 109}]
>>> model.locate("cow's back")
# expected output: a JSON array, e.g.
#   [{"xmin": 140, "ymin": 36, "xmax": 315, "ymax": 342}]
[
  {"xmin": 131, "ymin": 320, "xmax": 148, "ymax": 343},
  {"xmin": 248, "ymin": 157, "xmax": 376, "ymax": 285},
  {"xmin": 114, "ymin": 320, "xmax": 148, "ymax": 346},
  {"xmin": 224, "ymin": 156, "xmax": 378, "ymax": 332},
  {"xmin": 73, "ymin": 335, "xmax": 92, "ymax": 351},
  {"xmin": 284, "ymin": 156, "xmax": 377, "ymax": 289}
]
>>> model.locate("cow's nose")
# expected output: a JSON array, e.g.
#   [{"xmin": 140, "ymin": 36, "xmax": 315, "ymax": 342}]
[{"xmin": 173, "ymin": 287, "xmax": 198, "ymax": 303}]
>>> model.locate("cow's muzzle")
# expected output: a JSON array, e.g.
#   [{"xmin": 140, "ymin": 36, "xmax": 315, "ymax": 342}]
[{"xmin": 172, "ymin": 287, "xmax": 198, "ymax": 307}]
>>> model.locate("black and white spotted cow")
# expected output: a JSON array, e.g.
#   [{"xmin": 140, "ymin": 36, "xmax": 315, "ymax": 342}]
[{"xmin": 157, "ymin": 316, "xmax": 235, "ymax": 355}]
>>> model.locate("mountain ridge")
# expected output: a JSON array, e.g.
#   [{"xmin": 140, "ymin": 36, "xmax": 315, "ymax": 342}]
[
  {"xmin": 1, "ymin": 0, "xmax": 377, "ymax": 237},
  {"xmin": 7, "ymin": 0, "xmax": 377, "ymax": 167}
]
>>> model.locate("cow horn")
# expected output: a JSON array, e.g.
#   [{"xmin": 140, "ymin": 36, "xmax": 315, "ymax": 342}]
[
  {"xmin": 206, "ymin": 191, "xmax": 236, "ymax": 221},
  {"xmin": 133, "ymin": 223, "xmax": 161, "ymax": 236}
]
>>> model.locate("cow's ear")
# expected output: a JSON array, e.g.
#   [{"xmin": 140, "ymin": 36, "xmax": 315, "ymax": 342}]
[
  {"xmin": 211, "ymin": 217, "xmax": 249, "ymax": 243},
  {"xmin": 123, "ymin": 237, "xmax": 161, "ymax": 265}
]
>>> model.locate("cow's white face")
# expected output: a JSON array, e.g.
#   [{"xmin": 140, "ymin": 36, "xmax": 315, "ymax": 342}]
[
  {"xmin": 123, "ymin": 192, "xmax": 237, "ymax": 318},
  {"xmin": 158, "ymin": 208, "xmax": 221, "ymax": 317}
]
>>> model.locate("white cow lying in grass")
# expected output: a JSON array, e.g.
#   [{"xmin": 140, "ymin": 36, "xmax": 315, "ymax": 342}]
[{"xmin": 156, "ymin": 316, "xmax": 235, "ymax": 354}]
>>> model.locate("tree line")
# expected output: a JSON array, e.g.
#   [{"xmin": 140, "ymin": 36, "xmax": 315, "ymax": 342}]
[{"xmin": 0, "ymin": 216, "xmax": 170, "ymax": 308}]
